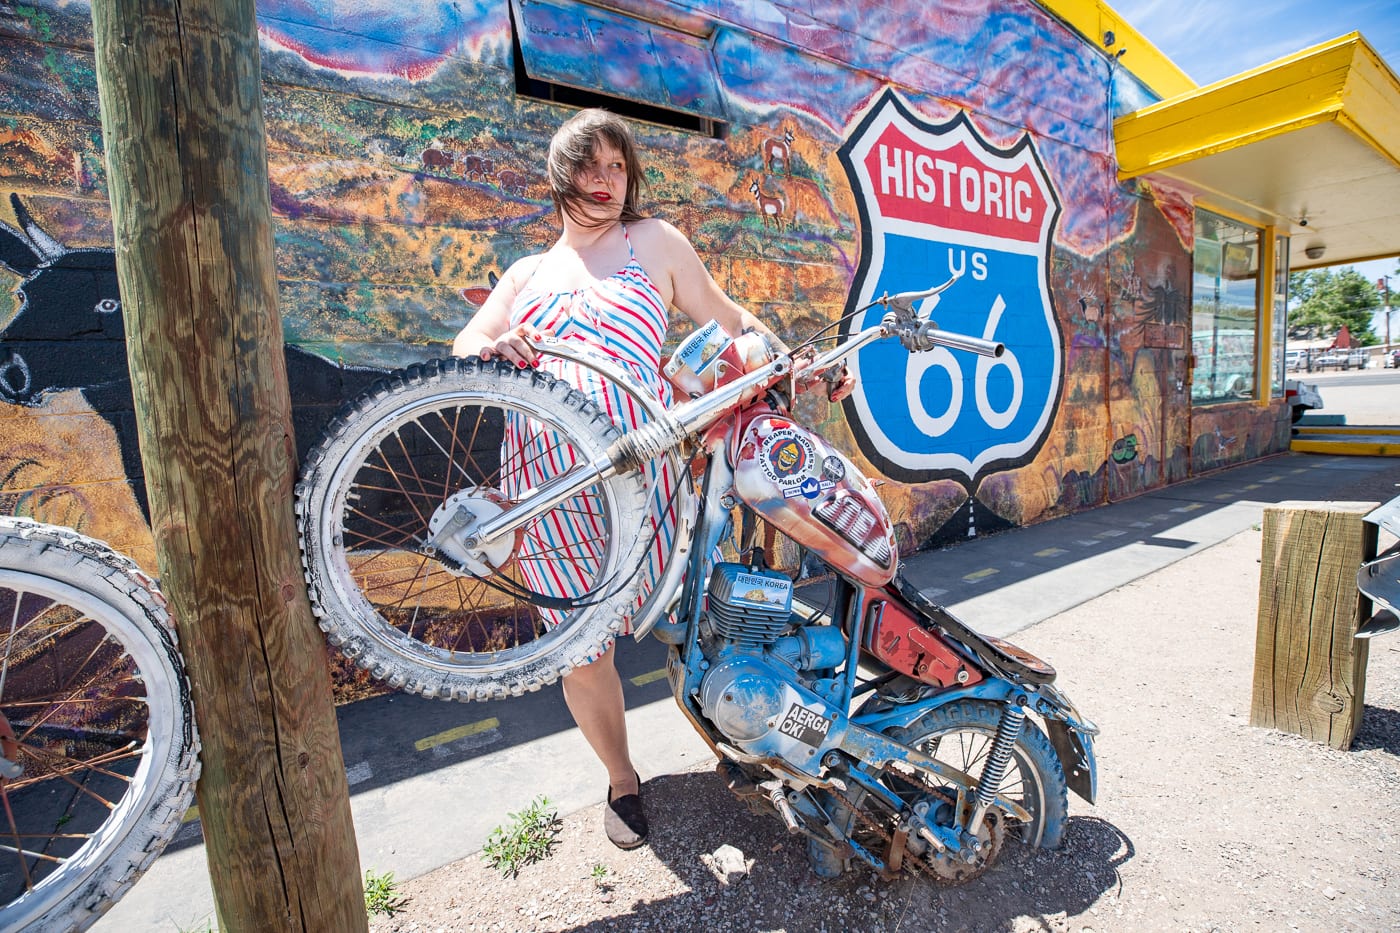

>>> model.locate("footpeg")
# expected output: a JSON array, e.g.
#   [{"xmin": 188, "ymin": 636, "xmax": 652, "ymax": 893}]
[{"xmin": 716, "ymin": 757, "xmax": 761, "ymax": 797}]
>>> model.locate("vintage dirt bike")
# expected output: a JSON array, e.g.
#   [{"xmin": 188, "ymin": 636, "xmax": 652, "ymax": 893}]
[{"xmin": 295, "ymin": 273, "xmax": 1098, "ymax": 881}]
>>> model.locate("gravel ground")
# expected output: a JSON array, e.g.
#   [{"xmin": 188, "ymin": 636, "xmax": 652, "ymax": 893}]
[{"xmin": 367, "ymin": 463, "xmax": 1400, "ymax": 933}]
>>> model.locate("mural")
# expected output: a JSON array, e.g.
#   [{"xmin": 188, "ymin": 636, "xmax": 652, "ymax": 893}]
[
  {"xmin": 838, "ymin": 90, "xmax": 1064, "ymax": 485},
  {"xmin": 0, "ymin": 0, "xmax": 1289, "ymax": 593}
]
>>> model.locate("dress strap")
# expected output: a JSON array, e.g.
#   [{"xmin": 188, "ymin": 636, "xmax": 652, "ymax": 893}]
[{"xmin": 621, "ymin": 223, "xmax": 635, "ymax": 259}]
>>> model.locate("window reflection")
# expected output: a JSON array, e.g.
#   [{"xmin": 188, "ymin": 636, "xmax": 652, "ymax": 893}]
[{"xmin": 1192, "ymin": 209, "xmax": 1260, "ymax": 404}]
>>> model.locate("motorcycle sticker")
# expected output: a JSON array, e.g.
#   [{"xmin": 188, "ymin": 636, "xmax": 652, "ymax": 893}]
[
  {"xmin": 729, "ymin": 571, "xmax": 793, "ymax": 610},
  {"xmin": 769, "ymin": 437, "xmax": 809, "ymax": 478},
  {"xmin": 777, "ymin": 702, "xmax": 834, "ymax": 748},
  {"xmin": 759, "ymin": 428, "xmax": 818, "ymax": 491},
  {"xmin": 837, "ymin": 89, "xmax": 1064, "ymax": 486}
]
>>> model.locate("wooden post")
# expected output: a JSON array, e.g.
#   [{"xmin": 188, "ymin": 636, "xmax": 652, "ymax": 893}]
[
  {"xmin": 1252, "ymin": 501, "xmax": 1378, "ymax": 750},
  {"xmin": 89, "ymin": 1, "xmax": 366, "ymax": 929}
]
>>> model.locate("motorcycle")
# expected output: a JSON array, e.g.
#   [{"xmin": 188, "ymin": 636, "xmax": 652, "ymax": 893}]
[{"xmin": 295, "ymin": 273, "xmax": 1098, "ymax": 882}]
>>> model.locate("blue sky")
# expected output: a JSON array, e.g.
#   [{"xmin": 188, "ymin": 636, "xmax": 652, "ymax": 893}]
[
  {"xmin": 1112, "ymin": 0, "xmax": 1400, "ymax": 86},
  {"xmin": 1113, "ymin": 0, "xmax": 1399, "ymax": 324}
]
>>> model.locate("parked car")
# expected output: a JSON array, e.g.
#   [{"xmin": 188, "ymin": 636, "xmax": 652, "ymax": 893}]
[
  {"xmin": 1313, "ymin": 349, "xmax": 1368, "ymax": 370},
  {"xmin": 1388, "ymin": 348, "xmax": 1400, "ymax": 368}
]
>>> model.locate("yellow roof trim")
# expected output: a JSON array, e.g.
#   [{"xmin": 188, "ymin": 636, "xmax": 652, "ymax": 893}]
[
  {"xmin": 1110, "ymin": 33, "xmax": 1400, "ymax": 270},
  {"xmin": 1114, "ymin": 33, "xmax": 1400, "ymax": 180},
  {"xmin": 1035, "ymin": 0, "xmax": 1196, "ymax": 99}
]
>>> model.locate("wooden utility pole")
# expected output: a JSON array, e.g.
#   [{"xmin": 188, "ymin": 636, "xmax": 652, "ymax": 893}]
[{"xmin": 89, "ymin": 1, "xmax": 366, "ymax": 929}]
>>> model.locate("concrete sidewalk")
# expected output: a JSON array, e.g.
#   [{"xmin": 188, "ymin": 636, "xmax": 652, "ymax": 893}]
[{"xmin": 95, "ymin": 451, "xmax": 1400, "ymax": 932}]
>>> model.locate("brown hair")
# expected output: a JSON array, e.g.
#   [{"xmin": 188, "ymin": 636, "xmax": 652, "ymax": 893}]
[{"xmin": 546, "ymin": 109, "xmax": 647, "ymax": 226}]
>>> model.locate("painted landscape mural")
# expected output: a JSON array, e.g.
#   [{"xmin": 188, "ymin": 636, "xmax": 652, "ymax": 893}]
[{"xmin": 0, "ymin": 0, "xmax": 1291, "ymax": 601}]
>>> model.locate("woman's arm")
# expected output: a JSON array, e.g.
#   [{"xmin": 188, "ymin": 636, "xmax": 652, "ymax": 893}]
[
  {"xmin": 451, "ymin": 255, "xmax": 541, "ymax": 366},
  {"xmin": 642, "ymin": 219, "xmax": 854, "ymax": 400}
]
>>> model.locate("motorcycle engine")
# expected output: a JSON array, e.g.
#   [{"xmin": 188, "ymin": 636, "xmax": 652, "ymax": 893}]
[
  {"xmin": 699, "ymin": 563, "xmax": 849, "ymax": 775},
  {"xmin": 706, "ymin": 562, "xmax": 794, "ymax": 646}
]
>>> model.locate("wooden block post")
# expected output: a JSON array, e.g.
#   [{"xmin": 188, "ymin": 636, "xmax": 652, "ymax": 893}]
[{"xmin": 1253, "ymin": 501, "xmax": 1379, "ymax": 749}]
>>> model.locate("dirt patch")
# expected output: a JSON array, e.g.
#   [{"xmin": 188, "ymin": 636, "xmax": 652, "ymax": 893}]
[{"xmin": 370, "ymin": 528, "xmax": 1400, "ymax": 932}]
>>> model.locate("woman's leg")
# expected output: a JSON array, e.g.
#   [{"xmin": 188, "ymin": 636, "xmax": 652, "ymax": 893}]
[{"xmin": 561, "ymin": 644, "xmax": 639, "ymax": 797}]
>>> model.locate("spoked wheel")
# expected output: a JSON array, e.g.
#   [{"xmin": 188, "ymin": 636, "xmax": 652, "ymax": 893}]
[
  {"xmin": 898, "ymin": 700, "xmax": 1068, "ymax": 870},
  {"xmin": 834, "ymin": 699, "xmax": 1068, "ymax": 884},
  {"xmin": 296, "ymin": 357, "xmax": 649, "ymax": 700},
  {"xmin": 0, "ymin": 518, "xmax": 198, "ymax": 933}
]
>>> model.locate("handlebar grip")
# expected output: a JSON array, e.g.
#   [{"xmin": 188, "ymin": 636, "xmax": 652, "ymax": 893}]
[{"xmin": 921, "ymin": 326, "xmax": 1004, "ymax": 358}]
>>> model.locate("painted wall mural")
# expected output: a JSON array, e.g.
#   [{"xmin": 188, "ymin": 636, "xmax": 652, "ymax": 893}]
[{"xmin": 0, "ymin": 0, "xmax": 1288, "ymax": 591}]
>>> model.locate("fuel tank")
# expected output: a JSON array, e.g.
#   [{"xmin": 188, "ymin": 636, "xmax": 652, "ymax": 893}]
[{"xmin": 733, "ymin": 413, "xmax": 896, "ymax": 587}]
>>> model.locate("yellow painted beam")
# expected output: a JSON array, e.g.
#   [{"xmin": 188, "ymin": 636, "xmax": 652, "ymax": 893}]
[
  {"xmin": 1290, "ymin": 438, "xmax": 1400, "ymax": 456},
  {"xmin": 1295, "ymin": 425, "xmax": 1400, "ymax": 436},
  {"xmin": 1335, "ymin": 38, "xmax": 1400, "ymax": 170},
  {"xmin": 1114, "ymin": 35, "xmax": 1366, "ymax": 179},
  {"xmin": 1035, "ymin": 0, "xmax": 1195, "ymax": 99}
]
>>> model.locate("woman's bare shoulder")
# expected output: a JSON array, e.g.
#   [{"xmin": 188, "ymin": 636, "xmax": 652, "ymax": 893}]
[
  {"xmin": 628, "ymin": 217, "xmax": 699, "ymax": 268},
  {"xmin": 628, "ymin": 216, "xmax": 683, "ymax": 242},
  {"xmin": 502, "ymin": 251, "xmax": 548, "ymax": 283}
]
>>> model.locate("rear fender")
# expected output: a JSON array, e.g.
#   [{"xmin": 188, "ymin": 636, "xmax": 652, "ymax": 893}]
[
  {"xmin": 853, "ymin": 679, "xmax": 1099, "ymax": 804},
  {"xmin": 1044, "ymin": 718, "xmax": 1097, "ymax": 804}
]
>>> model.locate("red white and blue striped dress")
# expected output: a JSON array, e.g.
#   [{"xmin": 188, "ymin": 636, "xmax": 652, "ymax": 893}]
[{"xmin": 502, "ymin": 226, "xmax": 678, "ymax": 634}]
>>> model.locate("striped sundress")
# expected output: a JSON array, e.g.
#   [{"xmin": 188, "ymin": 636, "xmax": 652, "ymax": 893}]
[{"xmin": 501, "ymin": 225, "xmax": 678, "ymax": 634}]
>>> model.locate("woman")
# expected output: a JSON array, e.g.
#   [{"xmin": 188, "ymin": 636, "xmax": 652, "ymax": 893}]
[{"xmin": 452, "ymin": 108, "xmax": 851, "ymax": 849}]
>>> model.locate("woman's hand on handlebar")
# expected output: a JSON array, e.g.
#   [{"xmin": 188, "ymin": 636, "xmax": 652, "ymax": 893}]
[
  {"xmin": 820, "ymin": 362, "xmax": 856, "ymax": 402},
  {"xmin": 794, "ymin": 350, "xmax": 855, "ymax": 403}
]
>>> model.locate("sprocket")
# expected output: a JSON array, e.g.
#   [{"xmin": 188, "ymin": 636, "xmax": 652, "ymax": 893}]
[
  {"xmin": 830, "ymin": 768, "xmax": 1007, "ymax": 885},
  {"xmin": 919, "ymin": 808, "xmax": 1005, "ymax": 884}
]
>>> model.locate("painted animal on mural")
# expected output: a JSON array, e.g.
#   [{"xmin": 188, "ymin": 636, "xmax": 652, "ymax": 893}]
[
  {"xmin": 0, "ymin": 193, "xmax": 387, "ymax": 522},
  {"xmin": 749, "ymin": 179, "xmax": 786, "ymax": 230},
  {"xmin": 762, "ymin": 128, "xmax": 795, "ymax": 175}
]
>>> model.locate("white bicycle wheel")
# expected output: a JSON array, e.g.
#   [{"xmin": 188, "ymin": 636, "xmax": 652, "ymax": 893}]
[
  {"xmin": 296, "ymin": 357, "xmax": 650, "ymax": 700},
  {"xmin": 0, "ymin": 518, "xmax": 198, "ymax": 933}
]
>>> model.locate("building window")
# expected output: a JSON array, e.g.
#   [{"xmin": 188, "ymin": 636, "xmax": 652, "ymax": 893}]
[
  {"xmin": 1191, "ymin": 209, "xmax": 1261, "ymax": 405},
  {"xmin": 511, "ymin": 0, "xmax": 728, "ymax": 138},
  {"xmin": 1270, "ymin": 234, "xmax": 1290, "ymax": 397}
]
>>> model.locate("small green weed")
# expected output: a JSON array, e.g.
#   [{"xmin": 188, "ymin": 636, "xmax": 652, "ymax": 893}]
[
  {"xmin": 174, "ymin": 921, "xmax": 215, "ymax": 933},
  {"xmin": 590, "ymin": 862, "xmax": 610, "ymax": 888},
  {"xmin": 363, "ymin": 868, "xmax": 406, "ymax": 917},
  {"xmin": 482, "ymin": 795, "xmax": 561, "ymax": 877}
]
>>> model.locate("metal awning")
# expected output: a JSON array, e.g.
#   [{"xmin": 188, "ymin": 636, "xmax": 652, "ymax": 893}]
[{"xmin": 1113, "ymin": 33, "xmax": 1400, "ymax": 270}]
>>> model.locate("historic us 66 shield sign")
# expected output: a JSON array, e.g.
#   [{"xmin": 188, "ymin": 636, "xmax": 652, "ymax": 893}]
[{"xmin": 837, "ymin": 90, "xmax": 1063, "ymax": 486}]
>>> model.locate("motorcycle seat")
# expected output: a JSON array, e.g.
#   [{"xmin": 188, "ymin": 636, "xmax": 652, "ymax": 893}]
[{"xmin": 891, "ymin": 571, "xmax": 1057, "ymax": 685}]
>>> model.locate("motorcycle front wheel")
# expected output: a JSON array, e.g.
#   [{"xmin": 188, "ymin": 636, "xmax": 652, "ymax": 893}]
[
  {"xmin": 296, "ymin": 357, "xmax": 650, "ymax": 700},
  {"xmin": 0, "ymin": 518, "xmax": 198, "ymax": 933}
]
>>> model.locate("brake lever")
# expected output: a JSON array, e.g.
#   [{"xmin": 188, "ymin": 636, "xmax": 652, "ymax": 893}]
[{"xmin": 879, "ymin": 271, "xmax": 963, "ymax": 316}]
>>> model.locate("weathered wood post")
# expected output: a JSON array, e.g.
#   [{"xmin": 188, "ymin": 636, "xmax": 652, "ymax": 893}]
[
  {"xmin": 89, "ymin": 0, "xmax": 366, "ymax": 928},
  {"xmin": 1252, "ymin": 501, "xmax": 1378, "ymax": 750}
]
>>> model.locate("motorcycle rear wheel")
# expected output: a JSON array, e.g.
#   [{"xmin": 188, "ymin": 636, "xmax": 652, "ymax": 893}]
[
  {"xmin": 900, "ymin": 699, "xmax": 1068, "ymax": 851},
  {"xmin": 296, "ymin": 357, "xmax": 649, "ymax": 700}
]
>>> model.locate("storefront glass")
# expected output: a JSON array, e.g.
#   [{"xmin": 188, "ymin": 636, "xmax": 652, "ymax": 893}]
[
  {"xmin": 1191, "ymin": 209, "xmax": 1261, "ymax": 404},
  {"xmin": 1270, "ymin": 234, "xmax": 1290, "ymax": 397}
]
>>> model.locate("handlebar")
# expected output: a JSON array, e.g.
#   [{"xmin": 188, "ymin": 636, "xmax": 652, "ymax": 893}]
[
  {"xmin": 797, "ymin": 272, "xmax": 1002, "ymax": 382},
  {"xmin": 460, "ymin": 273, "xmax": 1004, "ymax": 552}
]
